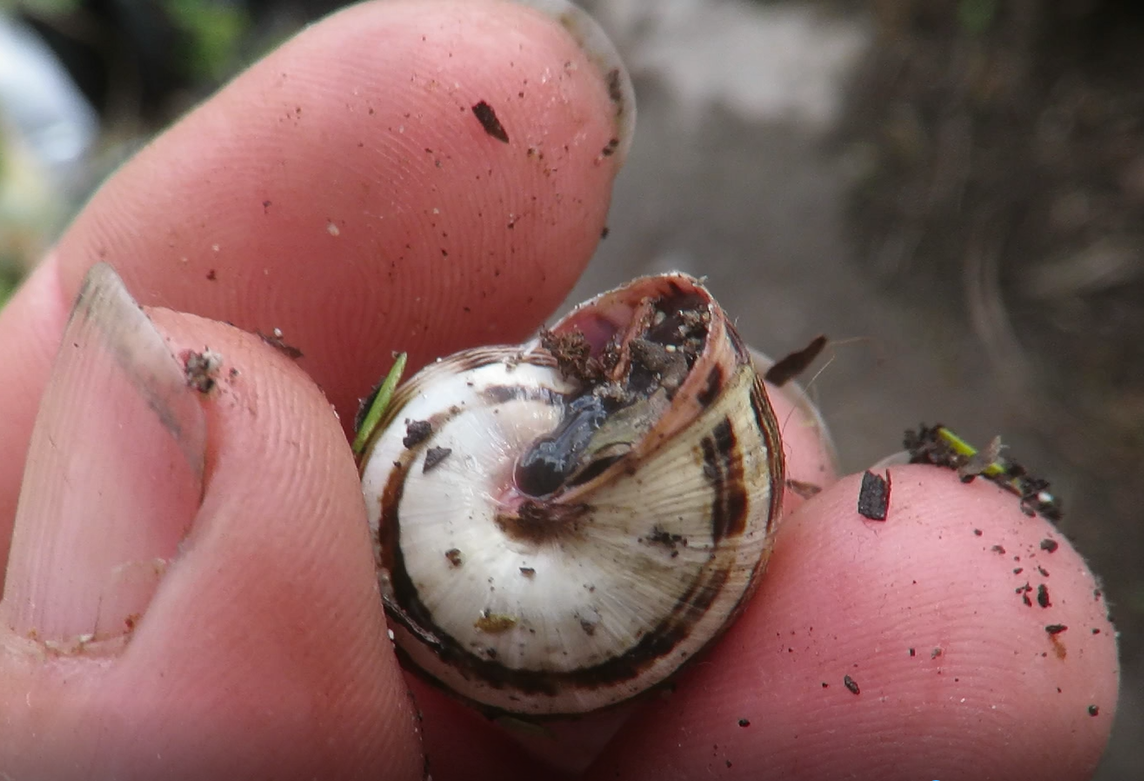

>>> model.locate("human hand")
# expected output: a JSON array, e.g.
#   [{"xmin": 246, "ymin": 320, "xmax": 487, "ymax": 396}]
[{"xmin": 0, "ymin": 2, "xmax": 1118, "ymax": 779}]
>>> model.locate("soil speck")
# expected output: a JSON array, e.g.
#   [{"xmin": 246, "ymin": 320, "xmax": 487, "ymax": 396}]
[
  {"xmin": 403, "ymin": 420, "xmax": 432, "ymax": 449},
  {"xmin": 472, "ymin": 100, "xmax": 509, "ymax": 143}
]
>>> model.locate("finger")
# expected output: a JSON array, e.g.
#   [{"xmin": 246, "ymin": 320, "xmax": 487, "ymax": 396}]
[
  {"xmin": 0, "ymin": 0, "xmax": 629, "ymax": 580},
  {"xmin": 1, "ymin": 276, "xmax": 422, "ymax": 779},
  {"xmin": 598, "ymin": 467, "xmax": 1119, "ymax": 780}
]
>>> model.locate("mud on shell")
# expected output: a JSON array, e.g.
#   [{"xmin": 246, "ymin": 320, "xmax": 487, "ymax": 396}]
[{"xmin": 357, "ymin": 273, "xmax": 785, "ymax": 717}]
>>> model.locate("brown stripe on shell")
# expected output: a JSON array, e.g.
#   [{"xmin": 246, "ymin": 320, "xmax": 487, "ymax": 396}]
[
  {"xmin": 748, "ymin": 374, "xmax": 785, "ymax": 534},
  {"xmin": 700, "ymin": 417, "xmax": 750, "ymax": 542},
  {"xmin": 711, "ymin": 372, "xmax": 786, "ymax": 633},
  {"xmin": 747, "ymin": 377, "xmax": 769, "ymax": 448},
  {"xmin": 376, "ymin": 347, "xmax": 558, "ymax": 436},
  {"xmin": 425, "ymin": 346, "xmax": 517, "ymax": 375},
  {"xmin": 696, "ymin": 364, "xmax": 724, "ymax": 407},
  {"xmin": 493, "ymin": 500, "xmax": 590, "ymax": 544},
  {"xmin": 384, "ymin": 552, "xmax": 733, "ymax": 707},
  {"xmin": 481, "ymin": 384, "xmax": 563, "ymax": 406},
  {"xmin": 723, "ymin": 319, "xmax": 750, "ymax": 362},
  {"xmin": 375, "ymin": 401, "xmax": 468, "ymax": 568},
  {"xmin": 378, "ymin": 453, "xmax": 450, "ymax": 657}
]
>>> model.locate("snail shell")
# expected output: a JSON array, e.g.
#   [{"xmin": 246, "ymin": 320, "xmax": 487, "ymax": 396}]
[{"xmin": 358, "ymin": 274, "xmax": 784, "ymax": 717}]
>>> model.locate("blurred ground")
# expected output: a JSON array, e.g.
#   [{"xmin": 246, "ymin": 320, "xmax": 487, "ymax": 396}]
[{"xmin": 1, "ymin": 0, "xmax": 1140, "ymax": 776}]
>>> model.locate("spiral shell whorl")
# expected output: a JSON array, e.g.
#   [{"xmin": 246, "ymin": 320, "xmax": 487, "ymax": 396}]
[{"xmin": 359, "ymin": 274, "xmax": 783, "ymax": 716}]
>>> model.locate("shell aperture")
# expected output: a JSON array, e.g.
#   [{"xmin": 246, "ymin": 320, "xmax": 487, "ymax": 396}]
[{"xmin": 357, "ymin": 274, "xmax": 784, "ymax": 716}]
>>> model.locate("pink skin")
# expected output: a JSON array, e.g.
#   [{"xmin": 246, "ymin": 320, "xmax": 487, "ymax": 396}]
[
  {"xmin": 599, "ymin": 469, "xmax": 1118, "ymax": 780},
  {"xmin": 0, "ymin": 2, "xmax": 1118, "ymax": 780},
  {"xmin": 0, "ymin": 0, "xmax": 618, "ymax": 559}
]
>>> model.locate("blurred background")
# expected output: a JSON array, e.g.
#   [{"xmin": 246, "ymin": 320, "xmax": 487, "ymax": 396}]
[{"xmin": 0, "ymin": 0, "xmax": 1139, "ymax": 775}]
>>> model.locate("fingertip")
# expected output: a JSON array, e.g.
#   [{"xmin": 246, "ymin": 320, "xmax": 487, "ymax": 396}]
[
  {"xmin": 0, "ymin": 303, "xmax": 426, "ymax": 779},
  {"xmin": 113, "ymin": 312, "xmax": 424, "ymax": 779},
  {"xmin": 52, "ymin": 0, "xmax": 626, "ymax": 426},
  {"xmin": 602, "ymin": 466, "xmax": 1118, "ymax": 780},
  {"xmin": 515, "ymin": 0, "xmax": 636, "ymax": 163}
]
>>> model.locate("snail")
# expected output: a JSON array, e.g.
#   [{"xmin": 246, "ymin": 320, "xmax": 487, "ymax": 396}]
[{"xmin": 356, "ymin": 273, "xmax": 784, "ymax": 717}]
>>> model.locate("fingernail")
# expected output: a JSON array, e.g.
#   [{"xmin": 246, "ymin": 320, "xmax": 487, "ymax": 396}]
[
  {"xmin": 1, "ymin": 263, "xmax": 206, "ymax": 647},
  {"xmin": 515, "ymin": 0, "xmax": 636, "ymax": 164}
]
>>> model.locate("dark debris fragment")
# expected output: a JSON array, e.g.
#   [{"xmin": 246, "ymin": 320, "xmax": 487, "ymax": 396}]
[
  {"xmin": 472, "ymin": 100, "xmax": 509, "ymax": 143},
  {"xmin": 904, "ymin": 423, "xmax": 1062, "ymax": 522},
  {"xmin": 857, "ymin": 469, "xmax": 891, "ymax": 520},
  {"xmin": 183, "ymin": 349, "xmax": 222, "ymax": 393},
  {"xmin": 423, "ymin": 446, "xmax": 452, "ymax": 473},
  {"xmin": 1016, "ymin": 582, "xmax": 1034, "ymax": 607},
  {"xmin": 906, "ymin": 424, "xmax": 958, "ymax": 468},
  {"xmin": 403, "ymin": 419, "xmax": 433, "ymax": 449},
  {"xmin": 643, "ymin": 526, "xmax": 688, "ymax": 558},
  {"xmin": 764, "ymin": 335, "xmax": 827, "ymax": 387},
  {"xmin": 539, "ymin": 328, "xmax": 600, "ymax": 381},
  {"xmin": 843, "ymin": 675, "xmax": 860, "ymax": 695}
]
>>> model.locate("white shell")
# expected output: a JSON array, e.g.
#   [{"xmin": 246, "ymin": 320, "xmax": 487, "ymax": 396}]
[{"xmin": 359, "ymin": 274, "xmax": 784, "ymax": 716}]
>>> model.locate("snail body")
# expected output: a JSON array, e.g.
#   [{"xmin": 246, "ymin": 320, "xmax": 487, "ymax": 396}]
[{"xmin": 358, "ymin": 274, "xmax": 784, "ymax": 717}]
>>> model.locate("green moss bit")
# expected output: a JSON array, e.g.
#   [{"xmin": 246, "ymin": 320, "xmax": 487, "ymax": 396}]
[{"xmin": 351, "ymin": 352, "xmax": 407, "ymax": 456}]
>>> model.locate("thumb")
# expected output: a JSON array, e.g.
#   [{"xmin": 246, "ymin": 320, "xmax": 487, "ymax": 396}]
[{"xmin": 0, "ymin": 265, "xmax": 423, "ymax": 780}]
